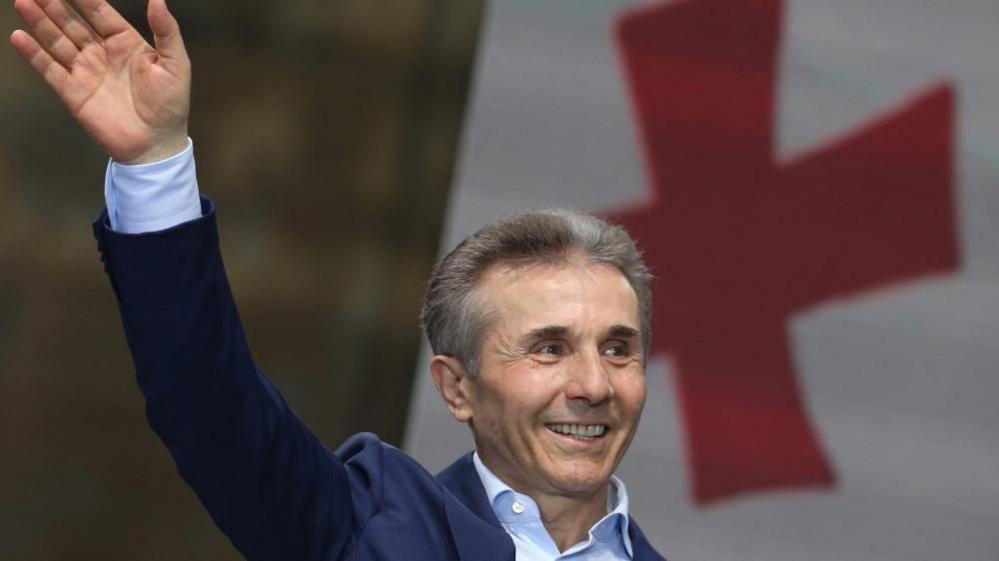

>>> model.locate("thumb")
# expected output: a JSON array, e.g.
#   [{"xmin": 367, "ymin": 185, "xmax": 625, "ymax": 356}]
[{"xmin": 148, "ymin": 0, "xmax": 187, "ymax": 61}]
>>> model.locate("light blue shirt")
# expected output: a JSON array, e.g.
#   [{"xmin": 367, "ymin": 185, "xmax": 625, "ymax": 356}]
[
  {"xmin": 104, "ymin": 144, "xmax": 635, "ymax": 560},
  {"xmin": 104, "ymin": 138, "xmax": 202, "ymax": 233},
  {"xmin": 473, "ymin": 453, "xmax": 633, "ymax": 560}
]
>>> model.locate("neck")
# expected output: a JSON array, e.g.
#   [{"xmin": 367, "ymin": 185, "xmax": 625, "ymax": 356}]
[{"xmin": 534, "ymin": 485, "xmax": 609, "ymax": 552}]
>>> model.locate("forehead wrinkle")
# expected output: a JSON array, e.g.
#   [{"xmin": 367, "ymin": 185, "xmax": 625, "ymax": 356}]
[
  {"xmin": 476, "ymin": 257, "xmax": 640, "ymax": 346},
  {"xmin": 490, "ymin": 262, "xmax": 613, "ymax": 303}
]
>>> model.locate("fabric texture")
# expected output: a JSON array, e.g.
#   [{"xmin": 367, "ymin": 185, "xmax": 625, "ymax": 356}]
[{"xmin": 91, "ymin": 199, "xmax": 666, "ymax": 561}]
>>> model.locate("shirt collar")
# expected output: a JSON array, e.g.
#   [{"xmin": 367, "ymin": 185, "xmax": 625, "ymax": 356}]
[{"xmin": 472, "ymin": 452, "xmax": 634, "ymax": 557}]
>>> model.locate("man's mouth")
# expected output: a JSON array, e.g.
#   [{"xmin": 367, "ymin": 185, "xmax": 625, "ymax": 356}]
[{"xmin": 544, "ymin": 423, "xmax": 608, "ymax": 441}]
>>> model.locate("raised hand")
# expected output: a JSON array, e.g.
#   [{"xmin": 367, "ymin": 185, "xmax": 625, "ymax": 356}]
[{"xmin": 11, "ymin": 0, "xmax": 190, "ymax": 164}]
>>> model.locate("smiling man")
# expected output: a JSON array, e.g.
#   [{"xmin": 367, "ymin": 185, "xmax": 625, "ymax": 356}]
[
  {"xmin": 11, "ymin": 0, "xmax": 666, "ymax": 559},
  {"xmin": 425, "ymin": 218, "xmax": 655, "ymax": 557}
]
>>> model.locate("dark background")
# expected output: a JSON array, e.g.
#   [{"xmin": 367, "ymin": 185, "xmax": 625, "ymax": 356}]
[{"xmin": 0, "ymin": 1, "xmax": 483, "ymax": 559}]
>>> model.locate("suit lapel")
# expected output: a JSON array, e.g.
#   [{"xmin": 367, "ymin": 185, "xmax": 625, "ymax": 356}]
[
  {"xmin": 437, "ymin": 453, "xmax": 516, "ymax": 561},
  {"xmin": 628, "ymin": 517, "xmax": 668, "ymax": 561}
]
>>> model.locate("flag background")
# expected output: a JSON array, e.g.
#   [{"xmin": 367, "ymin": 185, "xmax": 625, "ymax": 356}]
[{"xmin": 405, "ymin": 1, "xmax": 999, "ymax": 559}]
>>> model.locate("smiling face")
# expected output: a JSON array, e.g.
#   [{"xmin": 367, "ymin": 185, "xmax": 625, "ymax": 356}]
[{"xmin": 434, "ymin": 254, "xmax": 647, "ymax": 500}]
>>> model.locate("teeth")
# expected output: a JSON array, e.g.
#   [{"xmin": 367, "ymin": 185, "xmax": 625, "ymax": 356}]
[{"xmin": 546, "ymin": 424, "xmax": 607, "ymax": 439}]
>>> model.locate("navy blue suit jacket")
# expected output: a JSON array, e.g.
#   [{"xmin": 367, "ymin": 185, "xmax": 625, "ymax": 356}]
[{"xmin": 93, "ymin": 198, "xmax": 666, "ymax": 561}]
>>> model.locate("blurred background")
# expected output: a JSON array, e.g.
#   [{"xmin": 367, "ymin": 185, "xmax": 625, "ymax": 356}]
[
  {"xmin": 1, "ymin": 0, "xmax": 483, "ymax": 559},
  {"xmin": 3, "ymin": 0, "xmax": 999, "ymax": 560}
]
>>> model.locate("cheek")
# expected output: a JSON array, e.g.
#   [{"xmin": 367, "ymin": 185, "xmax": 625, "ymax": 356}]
[
  {"xmin": 506, "ymin": 363, "xmax": 565, "ymax": 401},
  {"xmin": 475, "ymin": 370, "xmax": 550, "ymax": 422},
  {"xmin": 617, "ymin": 374, "xmax": 648, "ymax": 415}
]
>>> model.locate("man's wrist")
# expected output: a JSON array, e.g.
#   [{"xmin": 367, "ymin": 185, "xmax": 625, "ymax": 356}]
[
  {"xmin": 118, "ymin": 134, "xmax": 191, "ymax": 166},
  {"xmin": 113, "ymin": 138, "xmax": 195, "ymax": 170}
]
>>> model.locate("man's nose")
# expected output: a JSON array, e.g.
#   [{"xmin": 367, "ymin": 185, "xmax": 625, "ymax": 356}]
[{"xmin": 564, "ymin": 349, "xmax": 614, "ymax": 404}]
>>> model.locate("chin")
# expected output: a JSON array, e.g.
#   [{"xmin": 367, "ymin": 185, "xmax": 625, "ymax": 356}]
[{"xmin": 546, "ymin": 464, "xmax": 612, "ymax": 495}]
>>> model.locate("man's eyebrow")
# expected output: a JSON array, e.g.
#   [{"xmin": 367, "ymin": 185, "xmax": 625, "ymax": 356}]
[
  {"xmin": 516, "ymin": 325, "xmax": 639, "ymax": 346},
  {"xmin": 519, "ymin": 325, "xmax": 571, "ymax": 345},
  {"xmin": 605, "ymin": 325, "xmax": 640, "ymax": 339}
]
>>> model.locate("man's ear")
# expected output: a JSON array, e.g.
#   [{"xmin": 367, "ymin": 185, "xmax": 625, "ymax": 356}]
[{"xmin": 430, "ymin": 355, "xmax": 474, "ymax": 423}]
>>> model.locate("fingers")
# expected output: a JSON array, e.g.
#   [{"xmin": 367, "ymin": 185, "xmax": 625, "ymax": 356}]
[
  {"xmin": 10, "ymin": 29, "xmax": 71, "ymax": 94},
  {"xmin": 35, "ymin": 0, "xmax": 100, "ymax": 48},
  {"xmin": 12, "ymin": 0, "xmax": 80, "ymax": 68},
  {"xmin": 70, "ymin": 0, "xmax": 132, "ymax": 39},
  {"xmin": 147, "ymin": 0, "xmax": 186, "ymax": 61}
]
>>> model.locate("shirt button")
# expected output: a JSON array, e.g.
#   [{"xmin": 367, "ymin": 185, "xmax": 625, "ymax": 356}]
[{"xmin": 511, "ymin": 501, "xmax": 525, "ymax": 514}]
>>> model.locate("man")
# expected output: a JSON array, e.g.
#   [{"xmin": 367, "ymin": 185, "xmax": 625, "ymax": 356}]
[{"xmin": 10, "ymin": 1, "xmax": 667, "ymax": 559}]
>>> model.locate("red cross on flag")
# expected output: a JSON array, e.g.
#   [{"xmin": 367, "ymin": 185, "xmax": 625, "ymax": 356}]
[{"xmin": 406, "ymin": 0, "xmax": 999, "ymax": 558}]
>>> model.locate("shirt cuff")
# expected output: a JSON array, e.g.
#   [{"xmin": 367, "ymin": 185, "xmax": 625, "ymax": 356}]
[{"xmin": 104, "ymin": 138, "xmax": 204, "ymax": 234}]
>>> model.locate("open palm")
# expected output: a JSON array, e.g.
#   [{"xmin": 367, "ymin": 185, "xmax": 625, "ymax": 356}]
[{"xmin": 11, "ymin": 0, "xmax": 190, "ymax": 164}]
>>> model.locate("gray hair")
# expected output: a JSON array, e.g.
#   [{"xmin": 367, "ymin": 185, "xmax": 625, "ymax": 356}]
[{"xmin": 420, "ymin": 209, "xmax": 652, "ymax": 374}]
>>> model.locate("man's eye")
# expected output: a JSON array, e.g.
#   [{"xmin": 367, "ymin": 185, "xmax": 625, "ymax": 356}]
[
  {"xmin": 602, "ymin": 343, "xmax": 629, "ymax": 358},
  {"xmin": 536, "ymin": 343, "xmax": 564, "ymax": 356}
]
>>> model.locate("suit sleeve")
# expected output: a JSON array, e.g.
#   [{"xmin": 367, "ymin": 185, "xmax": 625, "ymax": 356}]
[{"xmin": 93, "ymin": 197, "xmax": 358, "ymax": 561}]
